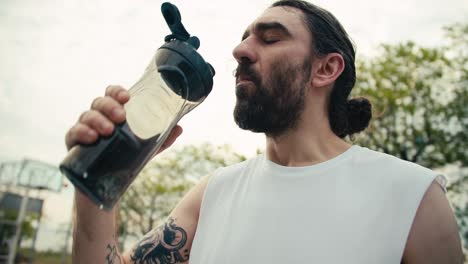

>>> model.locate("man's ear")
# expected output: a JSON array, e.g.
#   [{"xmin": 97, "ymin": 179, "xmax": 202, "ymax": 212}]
[{"xmin": 311, "ymin": 53, "xmax": 345, "ymax": 88}]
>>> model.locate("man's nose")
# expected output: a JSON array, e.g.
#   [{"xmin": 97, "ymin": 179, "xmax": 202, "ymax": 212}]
[{"xmin": 232, "ymin": 38, "xmax": 257, "ymax": 64}]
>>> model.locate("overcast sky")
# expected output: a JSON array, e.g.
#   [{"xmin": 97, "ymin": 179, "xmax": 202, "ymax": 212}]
[{"xmin": 1, "ymin": 0, "xmax": 467, "ymax": 251}]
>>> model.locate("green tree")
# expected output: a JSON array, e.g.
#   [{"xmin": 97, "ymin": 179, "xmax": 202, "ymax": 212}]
[
  {"xmin": 352, "ymin": 23, "xmax": 467, "ymax": 255},
  {"xmin": 0, "ymin": 209, "xmax": 37, "ymax": 256},
  {"xmin": 117, "ymin": 143, "xmax": 245, "ymax": 250},
  {"xmin": 354, "ymin": 44, "xmax": 465, "ymax": 167},
  {"xmin": 443, "ymin": 24, "xmax": 468, "ymax": 257}
]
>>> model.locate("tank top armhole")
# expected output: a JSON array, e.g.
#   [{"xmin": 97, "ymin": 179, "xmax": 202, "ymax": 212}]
[
  {"xmin": 434, "ymin": 174, "xmax": 448, "ymax": 193},
  {"xmin": 197, "ymin": 167, "xmax": 224, "ymax": 219}
]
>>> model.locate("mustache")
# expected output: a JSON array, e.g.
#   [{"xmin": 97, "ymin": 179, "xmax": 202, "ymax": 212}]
[{"xmin": 234, "ymin": 64, "xmax": 261, "ymax": 84}]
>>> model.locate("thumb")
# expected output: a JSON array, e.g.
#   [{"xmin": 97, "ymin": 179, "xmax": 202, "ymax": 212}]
[{"xmin": 157, "ymin": 125, "xmax": 183, "ymax": 154}]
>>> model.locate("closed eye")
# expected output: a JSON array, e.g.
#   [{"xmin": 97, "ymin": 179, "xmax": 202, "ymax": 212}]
[
  {"xmin": 261, "ymin": 30, "xmax": 284, "ymax": 45},
  {"xmin": 241, "ymin": 21, "xmax": 292, "ymax": 45},
  {"xmin": 263, "ymin": 39, "xmax": 280, "ymax": 44}
]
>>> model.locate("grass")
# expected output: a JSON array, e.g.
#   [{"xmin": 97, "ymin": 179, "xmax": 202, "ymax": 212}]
[{"xmin": 16, "ymin": 248, "xmax": 71, "ymax": 264}]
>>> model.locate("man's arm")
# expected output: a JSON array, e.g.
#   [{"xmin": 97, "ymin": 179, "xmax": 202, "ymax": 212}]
[
  {"xmin": 402, "ymin": 180, "xmax": 464, "ymax": 263},
  {"xmin": 73, "ymin": 174, "xmax": 210, "ymax": 264},
  {"xmin": 73, "ymin": 191, "xmax": 123, "ymax": 264},
  {"xmin": 66, "ymin": 85, "xmax": 209, "ymax": 263},
  {"xmin": 122, "ymin": 175, "xmax": 211, "ymax": 264}
]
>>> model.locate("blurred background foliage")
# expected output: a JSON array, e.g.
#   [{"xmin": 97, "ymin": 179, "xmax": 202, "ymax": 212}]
[{"xmin": 353, "ymin": 23, "xmax": 466, "ymax": 168}]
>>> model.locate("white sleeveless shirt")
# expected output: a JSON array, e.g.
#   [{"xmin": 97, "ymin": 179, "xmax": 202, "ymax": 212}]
[{"xmin": 190, "ymin": 145, "xmax": 446, "ymax": 264}]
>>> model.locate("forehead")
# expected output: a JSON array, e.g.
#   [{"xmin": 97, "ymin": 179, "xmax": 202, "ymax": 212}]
[{"xmin": 245, "ymin": 6, "xmax": 309, "ymax": 38}]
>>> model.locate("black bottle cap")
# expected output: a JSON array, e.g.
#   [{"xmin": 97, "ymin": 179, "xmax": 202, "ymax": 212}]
[{"xmin": 157, "ymin": 2, "xmax": 215, "ymax": 102}]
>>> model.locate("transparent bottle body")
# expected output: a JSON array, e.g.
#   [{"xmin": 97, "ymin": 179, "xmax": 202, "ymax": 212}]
[
  {"xmin": 60, "ymin": 52, "xmax": 200, "ymax": 210},
  {"xmin": 127, "ymin": 52, "xmax": 189, "ymax": 140}
]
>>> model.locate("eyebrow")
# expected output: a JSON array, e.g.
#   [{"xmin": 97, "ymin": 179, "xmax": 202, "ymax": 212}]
[{"xmin": 242, "ymin": 21, "xmax": 292, "ymax": 41}]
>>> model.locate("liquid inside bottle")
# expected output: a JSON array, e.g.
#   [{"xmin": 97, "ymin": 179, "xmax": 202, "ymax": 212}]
[{"xmin": 60, "ymin": 52, "xmax": 199, "ymax": 210}]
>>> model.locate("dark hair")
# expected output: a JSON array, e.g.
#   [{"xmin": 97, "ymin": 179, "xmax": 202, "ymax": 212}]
[{"xmin": 271, "ymin": 0, "xmax": 372, "ymax": 138}]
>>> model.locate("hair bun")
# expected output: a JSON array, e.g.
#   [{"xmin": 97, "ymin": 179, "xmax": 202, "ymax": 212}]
[{"xmin": 346, "ymin": 97, "xmax": 372, "ymax": 135}]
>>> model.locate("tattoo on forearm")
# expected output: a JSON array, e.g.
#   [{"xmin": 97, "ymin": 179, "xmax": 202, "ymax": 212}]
[
  {"xmin": 106, "ymin": 244, "xmax": 122, "ymax": 264},
  {"xmin": 130, "ymin": 217, "xmax": 189, "ymax": 264}
]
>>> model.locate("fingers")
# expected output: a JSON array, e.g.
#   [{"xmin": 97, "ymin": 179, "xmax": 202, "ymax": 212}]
[
  {"xmin": 79, "ymin": 110, "xmax": 115, "ymax": 136},
  {"xmin": 161, "ymin": 125, "xmax": 183, "ymax": 150},
  {"xmin": 90, "ymin": 96, "xmax": 126, "ymax": 124},
  {"xmin": 66, "ymin": 85, "xmax": 183, "ymax": 155},
  {"xmin": 65, "ymin": 85, "xmax": 130, "ymax": 150},
  {"xmin": 152, "ymin": 125, "xmax": 183, "ymax": 158},
  {"xmin": 66, "ymin": 110, "xmax": 115, "ymax": 150},
  {"xmin": 65, "ymin": 123, "xmax": 98, "ymax": 150},
  {"xmin": 105, "ymin": 85, "xmax": 130, "ymax": 104}
]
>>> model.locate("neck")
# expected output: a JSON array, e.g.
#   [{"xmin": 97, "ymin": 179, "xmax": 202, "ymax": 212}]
[{"xmin": 265, "ymin": 100, "xmax": 351, "ymax": 167}]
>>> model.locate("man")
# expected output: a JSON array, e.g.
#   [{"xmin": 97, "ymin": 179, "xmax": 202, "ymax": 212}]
[{"xmin": 65, "ymin": 0, "xmax": 463, "ymax": 263}]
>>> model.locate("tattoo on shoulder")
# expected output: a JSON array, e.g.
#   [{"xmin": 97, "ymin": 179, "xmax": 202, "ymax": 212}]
[
  {"xmin": 130, "ymin": 217, "xmax": 189, "ymax": 264},
  {"xmin": 106, "ymin": 243, "xmax": 122, "ymax": 264}
]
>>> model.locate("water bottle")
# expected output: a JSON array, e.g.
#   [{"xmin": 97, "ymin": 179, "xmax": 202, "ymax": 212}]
[{"xmin": 60, "ymin": 2, "xmax": 215, "ymax": 210}]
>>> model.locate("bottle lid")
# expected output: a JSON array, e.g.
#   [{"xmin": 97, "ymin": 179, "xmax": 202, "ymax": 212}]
[{"xmin": 156, "ymin": 2, "xmax": 215, "ymax": 102}]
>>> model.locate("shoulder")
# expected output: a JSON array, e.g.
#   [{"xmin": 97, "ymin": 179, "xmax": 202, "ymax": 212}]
[
  {"xmin": 351, "ymin": 146, "xmax": 462, "ymax": 262},
  {"xmin": 351, "ymin": 146, "xmax": 444, "ymax": 187},
  {"xmin": 353, "ymin": 146, "xmax": 433, "ymax": 173},
  {"xmin": 194, "ymin": 156, "xmax": 263, "ymax": 213},
  {"xmin": 351, "ymin": 146, "xmax": 448, "ymax": 209},
  {"xmin": 402, "ymin": 180, "xmax": 463, "ymax": 263},
  {"xmin": 206, "ymin": 155, "xmax": 263, "ymax": 189}
]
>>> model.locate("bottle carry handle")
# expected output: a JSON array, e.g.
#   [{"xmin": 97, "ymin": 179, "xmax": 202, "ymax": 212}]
[
  {"xmin": 161, "ymin": 2, "xmax": 200, "ymax": 49},
  {"xmin": 158, "ymin": 65, "xmax": 190, "ymax": 99}
]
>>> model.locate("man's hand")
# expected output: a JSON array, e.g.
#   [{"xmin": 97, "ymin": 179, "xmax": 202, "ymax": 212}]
[
  {"xmin": 68, "ymin": 85, "xmax": 185, "ymax": 264},
  {"xmin": 64, "ymin": 85, "xmax": 183, "ymax": 153}
]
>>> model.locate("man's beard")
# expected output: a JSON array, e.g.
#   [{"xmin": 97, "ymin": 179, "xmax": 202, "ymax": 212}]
[{"xmin": 233, "ymin": 57, "xmax": 311, "ymax": 137}]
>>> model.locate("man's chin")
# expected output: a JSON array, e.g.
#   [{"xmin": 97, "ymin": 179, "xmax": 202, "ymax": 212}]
[
  {"xmin": 234, "ymin": 107, "xmax": 295, "ymax": 137},
  {"xmin": 233, "ymin": 109, "xmax": 268, "ymax": 134},
  {"xmin": 235, "ymin": 122, "xmax": 266, "ymax": 134}
]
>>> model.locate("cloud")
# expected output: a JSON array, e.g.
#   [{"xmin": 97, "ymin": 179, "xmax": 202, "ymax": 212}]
[{"xmin": 0, "ymin": 81, "xmax": 13, "ymax": 113}]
